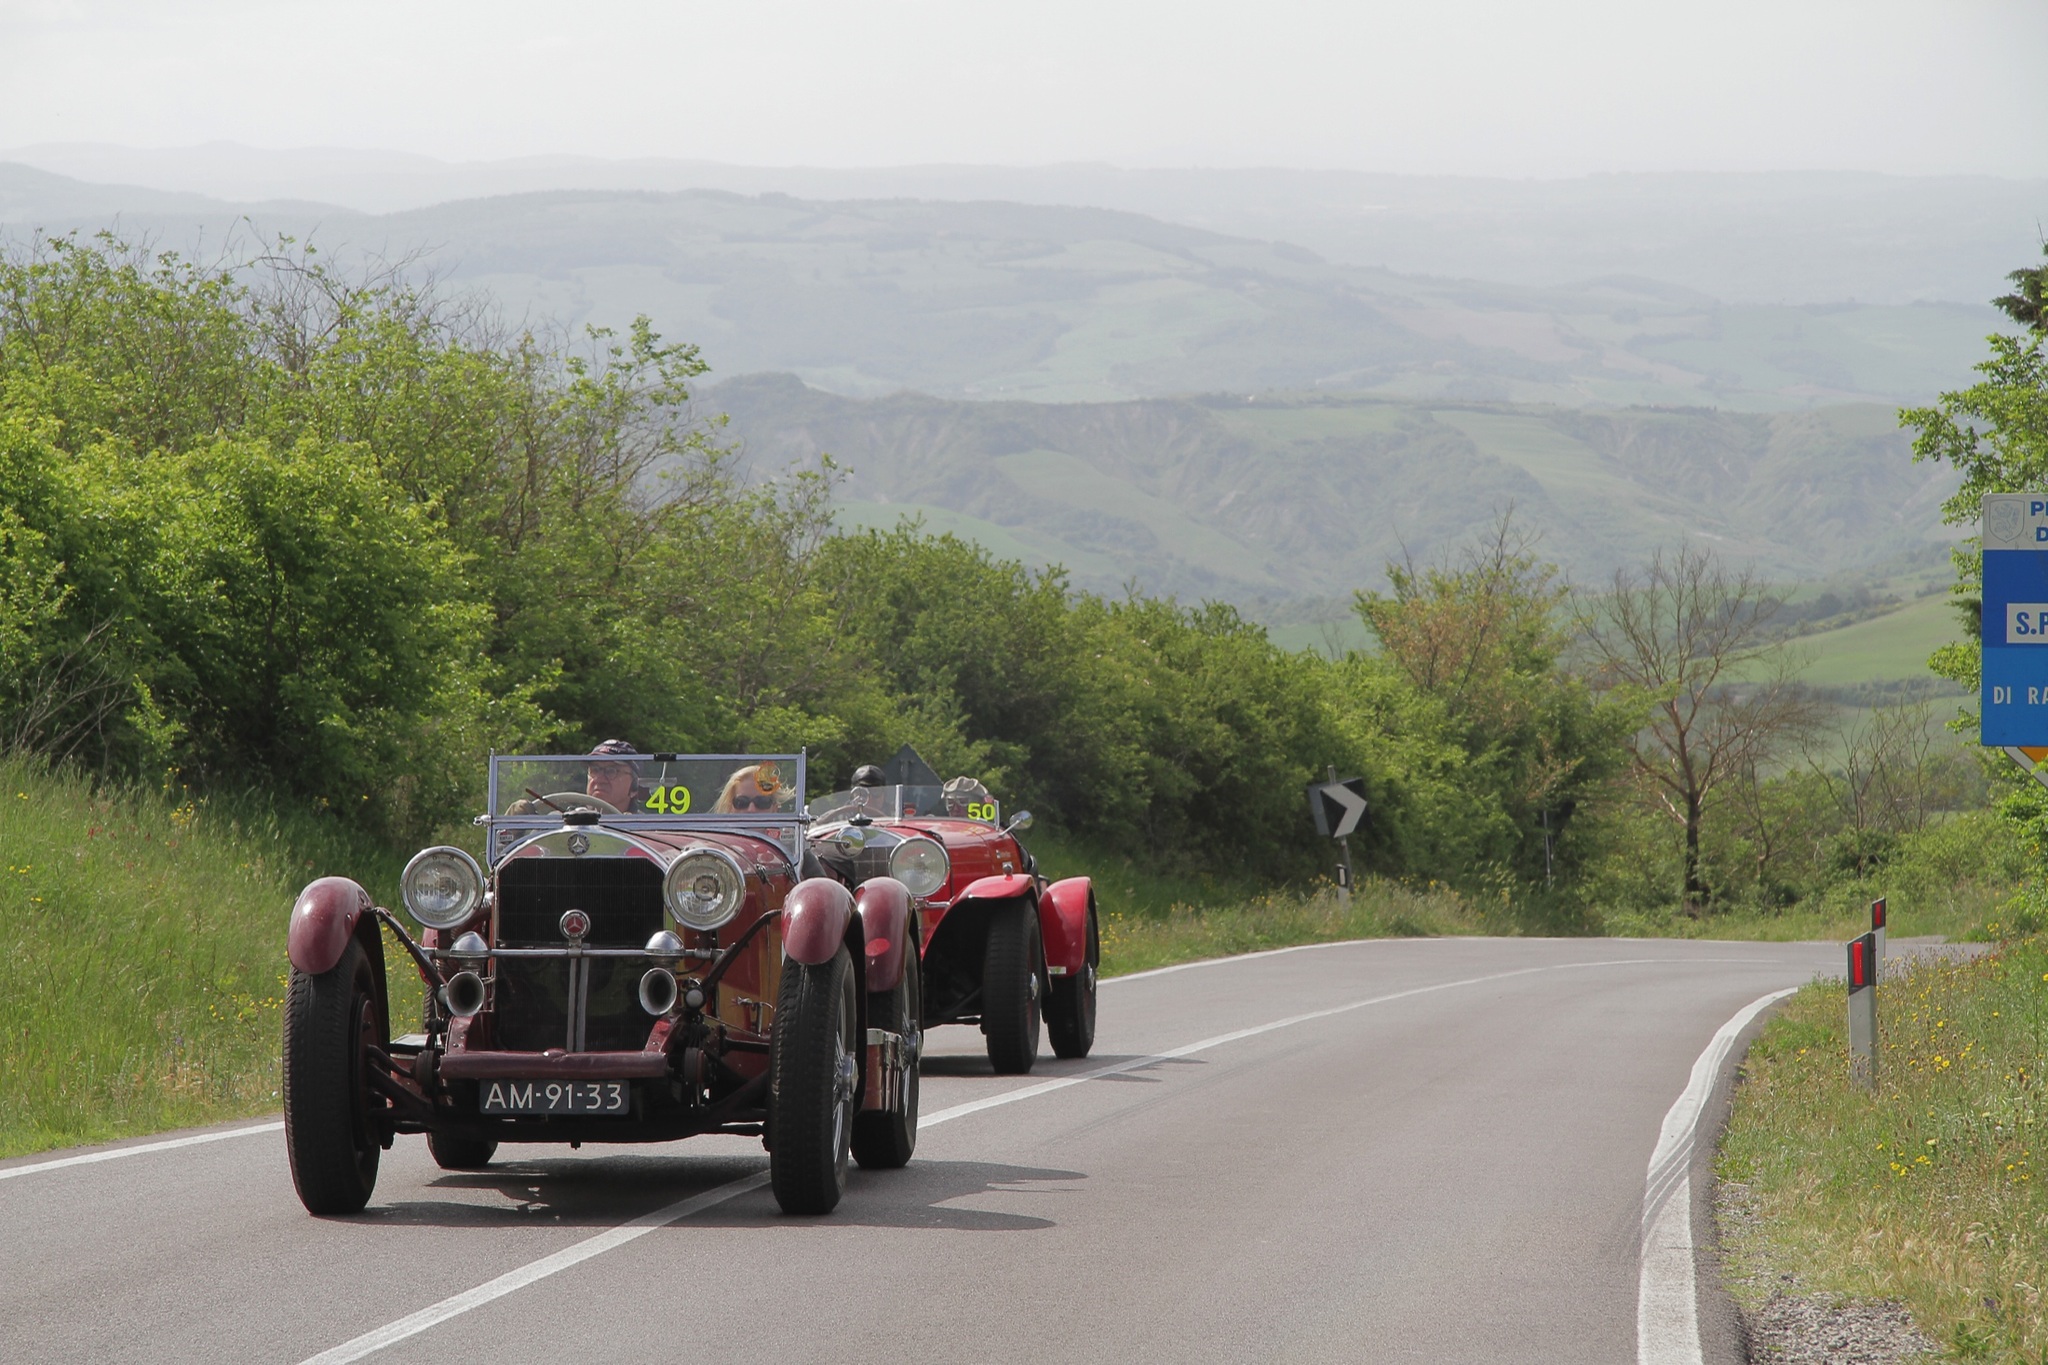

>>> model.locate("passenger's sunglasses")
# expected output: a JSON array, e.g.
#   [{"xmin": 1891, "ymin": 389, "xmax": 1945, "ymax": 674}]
[{"xmin": 730, "ymin": 794, "xmax": 777, "ymax": 811}]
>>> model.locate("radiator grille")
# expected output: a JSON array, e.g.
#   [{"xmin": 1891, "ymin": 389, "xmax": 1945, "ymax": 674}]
[
  {"xmin": 491, "ymin": 856, "xmax": 666, "ymax": 1053},
  {"xmin": 496, "ymin": 856, "xmax": 664, "ymax": 946}
]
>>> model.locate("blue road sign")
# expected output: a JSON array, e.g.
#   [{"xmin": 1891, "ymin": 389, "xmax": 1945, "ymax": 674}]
[{"xmin": 1980, "ymin": 495, "xmax": 2048, "ymax": 745}]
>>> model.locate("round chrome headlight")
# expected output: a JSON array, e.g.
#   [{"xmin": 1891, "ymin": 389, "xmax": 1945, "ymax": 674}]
[
  {"xmin": 401, "ymin": 846, "xmax": 484, "ymax": 929},
  {"xmin": 663, "ymin": 848, "xmax": 745, "ymax": 931},
  {"xmin": 888, "ymin": 836, "xmax": 950, "ymax": 898}
]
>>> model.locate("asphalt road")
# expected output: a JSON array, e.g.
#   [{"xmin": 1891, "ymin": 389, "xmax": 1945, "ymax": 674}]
[{"xmin": 0, "ymin": 937, "xmax": 1849, "ymax": 1365}]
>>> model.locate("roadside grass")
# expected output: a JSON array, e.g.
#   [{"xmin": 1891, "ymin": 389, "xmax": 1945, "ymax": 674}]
[
  {"xmin": 1096, "ymin": 881, "xmax": 1489, "ymax": 977},
  {"xmin": 1719, "ymin": 941, "xmax": 2048, "ymax": 1361},
  {"xmin": 1596, "ymin": 878, "xmax": 2005, "ymax": 946},
  {"xmin": 0, "ymin": 755, "xmax": 406, "ymax": 1160},
  {"xmin": 1030, "ymin": 829, "xmax": 1495, "ymax": 974}
]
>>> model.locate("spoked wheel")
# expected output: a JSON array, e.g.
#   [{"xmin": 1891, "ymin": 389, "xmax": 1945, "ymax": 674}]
[
  {"xmin": 1047, "ymin": 908, "xmax": 1099, "ymax": 1060},
  {"xmin": 427, "ymin": 1131, "xmax": 498, "ymax": 1170},
  {"xmin": 852, "ymin": 950, "xmax": 921, "ymax": 1170},
  {"xmin": 283, "ymin": 938, "xmax": 387, "ymax": 1215},
  {"xmin": 769, "ymin": 945, "xmax": 858, "ymax": 1214},
  {"xmin": 982, "ymin": 899, "xmax": 1043, "ymax": 1075}
]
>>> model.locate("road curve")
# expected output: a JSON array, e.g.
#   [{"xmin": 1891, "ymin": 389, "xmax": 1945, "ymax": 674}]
[{"xmin": 0, "ymin": 937, "xmax": 1842, "ymax": 1364}]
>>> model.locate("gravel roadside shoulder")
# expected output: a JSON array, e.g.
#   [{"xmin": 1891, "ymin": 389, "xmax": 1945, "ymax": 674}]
[{"xmin": 1716, "ymin": 1179, "xmax": 1940, "ymax": 1364}]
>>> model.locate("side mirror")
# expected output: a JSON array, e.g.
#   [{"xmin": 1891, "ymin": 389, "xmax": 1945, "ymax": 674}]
[{"xmin": 1005, "ymin": 810, "xmax": 1034, "ymax": 833}]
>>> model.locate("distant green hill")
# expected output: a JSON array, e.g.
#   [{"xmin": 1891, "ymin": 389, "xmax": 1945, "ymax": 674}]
[
  {"xmin": 1794, "ymin": 593, "xmax": 1965, "ymax": 691},
  {"xmin": 713, "ymin": 375, "xmax": 1956, "ymax": 603}
]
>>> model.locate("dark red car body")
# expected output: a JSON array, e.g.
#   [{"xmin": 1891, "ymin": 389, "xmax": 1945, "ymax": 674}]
[
  {"xmin": 808, "ymin": 785, "xmax": 1100, "ymax": 1072},
  {"xmin": 282, "ymin": 753, "xmax": 918, "ymax": 1217}
]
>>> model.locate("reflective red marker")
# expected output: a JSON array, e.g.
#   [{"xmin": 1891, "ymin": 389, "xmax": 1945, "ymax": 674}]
[{"xmin": 1847, "ymin": 935, "xmax": 1872, "ymax": 991}]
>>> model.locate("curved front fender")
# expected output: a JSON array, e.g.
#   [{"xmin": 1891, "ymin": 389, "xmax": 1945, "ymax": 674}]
[
  {"xmin": 1040, "ymin": 877, "xmax": 1096, "ymax": 977},
  {"xmin": 288, "ymin": 876, "xmax": 374, "ymax": 976},
  {"xmin": 958, "ymin": 873, "xmax": 1035, "ymax": 903},
  {"xmin": 854, "ymin": 877, "xmax": 914, "ymax": 993},
  {"xmin": 782, "ymin": 877, "xmax": 856, "ymax": 967}
]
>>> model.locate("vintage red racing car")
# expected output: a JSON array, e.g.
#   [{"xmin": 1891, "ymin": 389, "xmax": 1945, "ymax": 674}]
[
  {"xmin": 281, "ymin": 752, "xmax": 920, "ymax": 1217},
  {"xmin": 807, "ymin": 766, "xmax": 1099, "ymax": 1074}
]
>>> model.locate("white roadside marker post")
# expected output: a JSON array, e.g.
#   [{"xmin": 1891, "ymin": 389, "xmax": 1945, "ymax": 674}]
[
  {"xmin": 1846, "ymin": 931, "xmax": 1878, "ymax": 1091},
  {"xmin": 1870, "ymin": 896, "xmax": 1886, "ymax": 980}
]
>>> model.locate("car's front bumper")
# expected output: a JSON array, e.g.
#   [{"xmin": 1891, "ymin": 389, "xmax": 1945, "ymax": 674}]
[{"xmin": 437, "ymin": 1050, "xmax": 671, "ymax": 1081}]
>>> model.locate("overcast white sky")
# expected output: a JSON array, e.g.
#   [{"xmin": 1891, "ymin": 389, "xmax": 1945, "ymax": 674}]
[{"xmin": 2, "ymin": 0, "xmax": 2044, "ymax": 176}]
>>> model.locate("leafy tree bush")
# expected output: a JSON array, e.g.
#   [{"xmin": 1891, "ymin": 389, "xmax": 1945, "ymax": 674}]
[
  {"xmin": 0, "ymin": 230, "xmax": 2011, "ymax": 914},
  {"xmin": 1347, "ymin": 517, "xmax": 1630, "ymax": 892}
]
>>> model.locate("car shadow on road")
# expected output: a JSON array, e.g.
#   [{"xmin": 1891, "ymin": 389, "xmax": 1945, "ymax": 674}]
[
  {"xmin": 917, "ymin": 1051, "xmax": 1167, "ymax": 1079},
  {"xmin": 358, "ymin": 1155, "xmax": 1081, "ymax": 1234},
  {"xmin": 692, "ymin": 1159, "xmax": 1083, "ymax": 1233}
]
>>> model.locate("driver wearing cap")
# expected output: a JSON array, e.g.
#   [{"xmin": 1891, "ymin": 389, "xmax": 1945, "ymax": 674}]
[{"xmin": 585, "ymin": 739, "xmax": 647, "ymax": 813}]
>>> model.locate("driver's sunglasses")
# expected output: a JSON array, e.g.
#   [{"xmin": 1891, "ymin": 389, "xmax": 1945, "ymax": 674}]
[{"xmin": 731, "ymin": 794, "xmax": 777, "ymax": 811}]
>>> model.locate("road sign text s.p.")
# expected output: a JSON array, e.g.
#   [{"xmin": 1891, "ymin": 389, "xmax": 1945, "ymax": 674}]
[{"xmin": 1978, "ymin": 495, "xmax": 2048, "ymax": 745}]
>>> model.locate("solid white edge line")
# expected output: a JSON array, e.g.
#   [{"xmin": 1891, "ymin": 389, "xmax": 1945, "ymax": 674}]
[
  {"xmin": 0, "ymin": 1121, "xmax": 284, "ymax": 1181},
  {"xmin": 297, "ymin": 952, "xmax": 1698, "ymax": 1365},
  {"xmin": 1636, "ymin": 986, "xmax": 1798, "ymax": 1365},
  {"xmin": 1100, "ymin": 936, "xmax": 1434, "ymax": 985},
  {"xmin": 298, "ymin": 1171, "xmax": 772, "ymax": 1365}
]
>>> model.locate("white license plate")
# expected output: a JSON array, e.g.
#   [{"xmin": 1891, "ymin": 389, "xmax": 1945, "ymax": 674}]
[{"xmin": 478, "ymin": 1079, "xmax": 630, "ymax": 1115}]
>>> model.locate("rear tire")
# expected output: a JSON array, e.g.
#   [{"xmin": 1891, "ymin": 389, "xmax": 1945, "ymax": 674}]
[
  {"xmin": 283, "ymin": 937, "xmax": 385, "ymax": 1215},
  {"xmin": 982, "ymin": 900, "xmax": 1042, "ymax": 1075},
  {"xmin": 427, "ymin": 1132, "xmax": 497, "ymax": 1170},
  {"xmin": 852, "ymin": 951, "xmax": 920, "ymax": 1170},
  {"xmin": 769, "ymin": 945, "xmax": 858, "ymax": 1214},
  {"xmin": 1047, "ymin": 910, "xmax": 1099, "ymax": 1060}
]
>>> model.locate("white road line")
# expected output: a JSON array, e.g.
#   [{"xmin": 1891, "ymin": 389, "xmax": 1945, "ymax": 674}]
[
  {"xmin": 924, "ymin": 957, "xmax": 1679, "ymax": 1127},
  {"xmin": 1637, "ymin": 986, "xmax": 1798, "ymax": 1365},
  {"xmin": 0, "ymin": 1120, "xmax": 283, "ymax": 1181},
  {"xmin": 298, "ymin": 953, "xmax": 1708, "ymax": 1365},
  {"xmin": 299, "ymin": 1171, "xmax": 772, "ymax": 1365},
  {"xmin": 1101, "ymin": 936, "xmax": 1434, "ymax": 984}
]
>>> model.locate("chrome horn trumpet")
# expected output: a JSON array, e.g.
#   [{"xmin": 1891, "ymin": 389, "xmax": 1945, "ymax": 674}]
[{"xmin": 638, "ymin": 967, "xmax": 679, "ymax": 1017}]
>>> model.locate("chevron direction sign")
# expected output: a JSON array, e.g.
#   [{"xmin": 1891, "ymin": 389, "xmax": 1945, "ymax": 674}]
[{"xmin": 1307, "ymin": 777, "xmax": 1368, "ymax": 840}]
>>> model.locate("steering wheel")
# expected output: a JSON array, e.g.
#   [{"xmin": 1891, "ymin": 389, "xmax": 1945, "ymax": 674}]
[{"xmin": 545, "ymin": 791, "xmax": 619, "ymax": 815}]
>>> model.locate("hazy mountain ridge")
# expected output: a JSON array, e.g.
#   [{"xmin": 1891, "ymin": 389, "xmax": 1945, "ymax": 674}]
[
  {"xmin": 0, "ymin": 158, "xmax": 1981, "ymax": 610},
  {"xmin": 711, "ymin": 375, "xmax": 1955, "ymax": 604},
  {"xmin": 8, "ymin": 143, "xmax": 2042, "ymax": 305},
  {"xmin": 0, "ymin": 163, "xmax": 2009, "ymax": 410},
  {"xmin": 310, "ymin": 188, "xmax": 2017, "ymax": 409}
]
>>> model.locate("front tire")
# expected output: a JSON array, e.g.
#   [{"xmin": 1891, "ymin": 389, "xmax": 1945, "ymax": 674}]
[
  {"xmin": 852, "ymin": 951, "xmax": 920, "ymax": 1170},
  {"xmin": 283, "ymin": 937, "xmax": 386, "ymax": 1215},
  {"xmin": 1047, "ymin": 909, "xmax": 1099, "ymax": 1060},
  {"xmin": 769, "ymin": 945, "xmax": 858, "ymax": 1214},
  {"xmin": 427, "ymin": 1132, "xmax": 497, "ymax": 1170},
  {"xmin": 982, "ymin": 900, "xmax": 1042, "ymax": 1075}
]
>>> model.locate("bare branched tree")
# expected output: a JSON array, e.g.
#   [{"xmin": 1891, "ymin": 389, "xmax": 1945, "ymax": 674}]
[
  {"xmin": 1802, "ymin": 699, "xmax": 1972, "ymax": 875},
  {"xmin": 1579, "ymin": 545, "xmax": 1822, "ymax": 915},
  {"xmin": 1, "ymin": 621, "xmax": 128, "ymax": 763}
]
